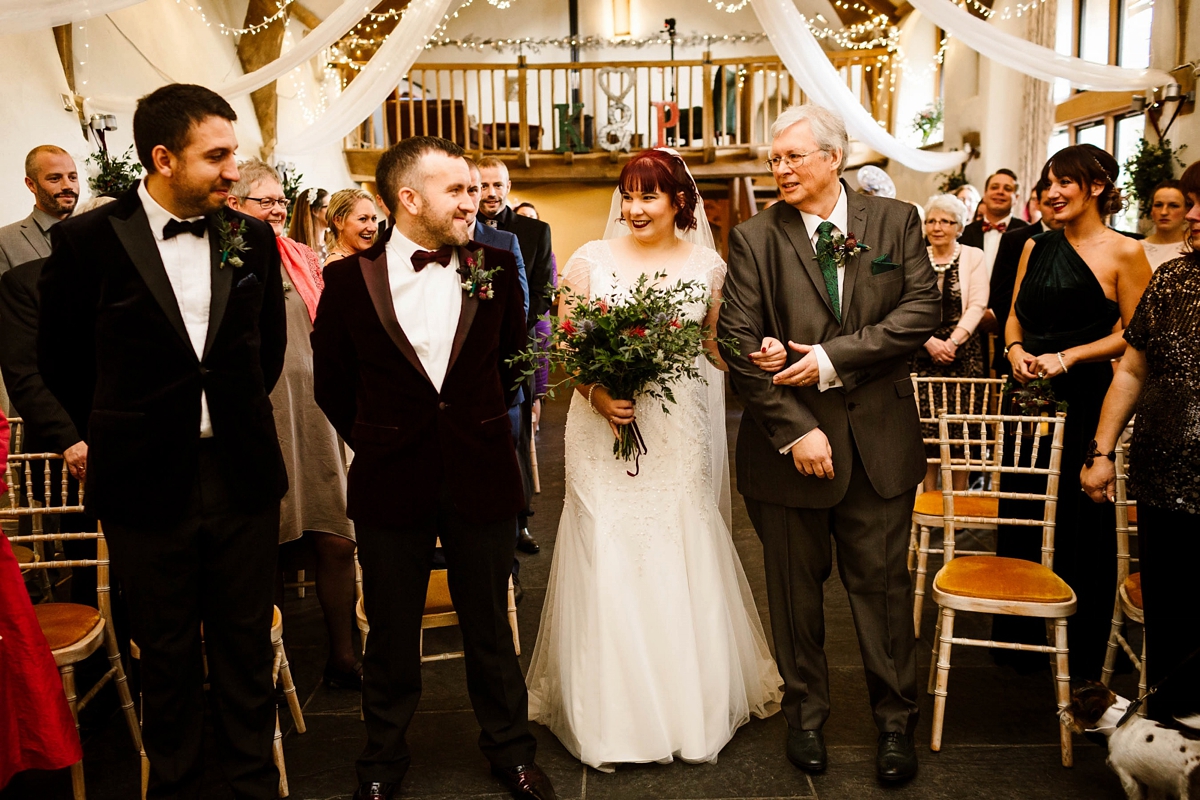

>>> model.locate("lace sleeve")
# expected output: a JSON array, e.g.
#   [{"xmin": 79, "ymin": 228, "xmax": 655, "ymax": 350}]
[
  {"xmin": 560, "ymin": 242, "xmax": 596, "ymax": 306},
  {"xmin": 705, "ymin": 248, "xmax": 728, "ymax": 297}
]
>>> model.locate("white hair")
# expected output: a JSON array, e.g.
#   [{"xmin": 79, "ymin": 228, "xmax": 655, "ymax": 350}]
[
  {"xmin": 770, "ymin": 104, "xmax": 850, "ymax": 176},
  {"xmin": 924, "ymin": 193, "xmax": 969, "ymax": 229}
]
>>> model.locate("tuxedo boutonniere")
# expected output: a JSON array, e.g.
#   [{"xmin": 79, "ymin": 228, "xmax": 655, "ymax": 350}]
[
  {"xmin": 215, "ymin": 210, "xmax": 249, "ymax": 268},
  {"xmin": 459, "ymin": 247, "xmax": 501, "ymax": 300},
  {"xmin": 281, "ymin": 279, "xmax": 293, "ymax": 296},
  {"xmin": 825, "ymin": 232, "xmax": 870, "ymax": 269}
]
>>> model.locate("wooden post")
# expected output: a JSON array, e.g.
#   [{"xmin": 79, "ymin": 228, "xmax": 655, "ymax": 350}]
[
  {"xmin": 517, "ymin": 56, "xmax": 531, "ymax": 168},
  {"xmin": 236, "ymin": 0, "xmax": 288, "ymax": 162},
  {"xmin": 701, "ymin": 50, "xmax": 716, "ymax": 163}
]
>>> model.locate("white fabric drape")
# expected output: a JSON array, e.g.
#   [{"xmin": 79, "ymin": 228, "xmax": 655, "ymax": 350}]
[
  {"xmin": 906, "ymin": 0, "xmax": 1173, "ymax": 91},
  {"xmin": 0, "ymin": 0, "xmax": 144, "ymax": 32},
  {"xmin": 752, "ymin": 0, "xmax": 968, "ymax": 173},
  {"xmin": 276, "ymin": 0, "xmax": 455, "ymax": 156}
]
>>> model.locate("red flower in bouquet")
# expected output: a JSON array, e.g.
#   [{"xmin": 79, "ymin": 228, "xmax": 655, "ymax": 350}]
[
  {"xmin": 560, "ymin": 319, "xmax": 577, "ymax": 335},
  {"xmin": 629, "ymin": 326, "xmax": 646, "ymax": 338}
]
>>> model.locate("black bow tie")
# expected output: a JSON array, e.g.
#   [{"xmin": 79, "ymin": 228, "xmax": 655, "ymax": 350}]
[
  {"xmin": 411, "ymin": 246, "xmax": 454, "ymax": 272},
  {"xmin": 163, "ymin": 218, "xmax": 207, "ymax": 240}
]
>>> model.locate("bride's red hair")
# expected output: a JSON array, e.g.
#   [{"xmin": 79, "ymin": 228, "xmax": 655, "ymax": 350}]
[{"xmin": 617, "ymin": 150, "xmax": 699, "ymax": 232}]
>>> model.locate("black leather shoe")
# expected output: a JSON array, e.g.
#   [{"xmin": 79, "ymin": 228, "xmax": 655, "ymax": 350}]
[
  {"xmin": 491, "ymin": 763, "xmax": 557, "ymax": 800},
  {"xmin": 786, "ymin": 728, "xmax": 826, "ymax": 773},
  {"xmin": 517, "ymin": 528, "xmax": 540, "ymax": 554},
  {"xmin": 512, "ymin": 574, "xmax": 524, "ymax": 605},
  {"xmin": 876, "ymin": 732, "xmax": 918, "ymax": 783},
  {"xmin": 353, "ymin": 781, "xmax": 397, "ymax": 800}
]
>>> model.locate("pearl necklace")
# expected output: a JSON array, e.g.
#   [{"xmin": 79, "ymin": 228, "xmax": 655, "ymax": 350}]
[{"xmin": 927, "ymin": 243, "xmax": 961, "ymax": 274}]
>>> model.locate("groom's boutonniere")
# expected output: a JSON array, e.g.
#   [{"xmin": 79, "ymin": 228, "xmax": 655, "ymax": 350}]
[
  {"xmin": 828, "ymin": 232, "xmax": 870, "ymax": 269},
  {"xmin": 459, "ymin": 247, "xmax": 500, "ymax": 300},
  {"xmin": 214, "ymin": 210, "xmax": 249, "ymax": 268}
]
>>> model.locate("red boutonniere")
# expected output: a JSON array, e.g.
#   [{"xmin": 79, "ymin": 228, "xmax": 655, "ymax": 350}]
[
  {"xmin": 829, "ymin": 232, "xmax": 870, "ymax": 269},
  {"xmin": 459, "ymin": 247, "xmax": 501, "ymax": 300},
  {"xmin": 215, "ymin": 210, "xmax": 249, "ymax": 268}
]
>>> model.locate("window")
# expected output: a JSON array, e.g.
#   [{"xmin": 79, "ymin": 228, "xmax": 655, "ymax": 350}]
[
  {"xmin": 1078, "ymin": 0, "xmax": 1111, "ymax": 64},
  {"xmin": 1076, "ymin": 121, "xmax": 1107, "ymax": 149},
  {"xmin": 1118, "ymin": 0, "xmax": 1153, "ymax": 68},
  {"xmin": 1048, "ymin": 128, "xmax": 1071, "ymax": 160},
  {"xmin": 1114, "ymin": 113, "xmax": 1146, "ymax": 231}
]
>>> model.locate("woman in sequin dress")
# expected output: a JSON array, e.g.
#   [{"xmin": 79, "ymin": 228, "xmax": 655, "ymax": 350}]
[
  {"xmin": 997, "ymin": 144, "xmax": 1151, "ymax": 679},
  {"xmin": 908, "ymin": 194, "xmax": 988, "ymax": 493},
  {"xmin": 525, "ymin": 150, "xmax": 782, "ymax": 772},
  {"xmin": 1081, "ymin": 159, "xmax": 1200, "ymax": 720}
]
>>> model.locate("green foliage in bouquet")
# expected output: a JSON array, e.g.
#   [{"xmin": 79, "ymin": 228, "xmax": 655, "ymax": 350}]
[
  {"xmin": 274, "ymin": 162, "xmax": 304, "ymax": 228},
  {"xmin": 1002, "ymin": 377, "xmax": 1068, "ymax": 416},
  {"xmin": 509, "ymin": 272, "xmax": 734, "ymax": 468},
  {"xmin": 912, "ymin": 100, "xmax": 944, "ymax": 146},
  {"xmin": 85, "ymin": 146, "xmax": 143, "ymax": 197},
  {"xmin": 1123, "ymin": 138, "xmax": 1186, "ymax": 219}
]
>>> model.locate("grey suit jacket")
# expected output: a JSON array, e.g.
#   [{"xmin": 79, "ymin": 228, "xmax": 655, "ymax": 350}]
[
  {"xmin": 0, "ymin": 211, "xmax": 52, "ymax": 275},
  {"xmin": 719, "ymin": 185, "xmax": 941, "ymax": 508}
]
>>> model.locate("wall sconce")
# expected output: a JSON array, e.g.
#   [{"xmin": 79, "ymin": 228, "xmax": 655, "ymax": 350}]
[
  {"xmin": 1148, "ymin": 82, "xmax": 1193, "ymax": 139},
  {"xmin": 1130, "ymin": 94, "xmax": 1147, "ymax": 112},
  {"xmin": 613, "ymin": 0, "xmax": 631, "ymax": 36}
]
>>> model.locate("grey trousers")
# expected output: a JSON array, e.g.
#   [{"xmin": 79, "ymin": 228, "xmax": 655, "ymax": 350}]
[{"xmin": 745, "ymin": 444, "xmax": 919, "ymax": 735}]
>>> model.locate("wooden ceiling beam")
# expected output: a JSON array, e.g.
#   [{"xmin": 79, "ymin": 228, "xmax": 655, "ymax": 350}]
[{"xmin": 236, "ymin": 0, "xmax": 289, "ymax": 161}]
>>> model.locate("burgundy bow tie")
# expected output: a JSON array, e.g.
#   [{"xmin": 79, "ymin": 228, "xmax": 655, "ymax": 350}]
[
  {"xmin": 981, "ymin": 220, "xmax": 1007, "ymax": 233},
  {"xmin": 411, "ymin": 246, "xmax": 454, "ymax": 272}
]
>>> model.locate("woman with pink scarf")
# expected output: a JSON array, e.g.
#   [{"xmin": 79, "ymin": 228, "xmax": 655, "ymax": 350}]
[{"xmin": 228, "ymin": 162, "xmax": 360, "ymax": 689}]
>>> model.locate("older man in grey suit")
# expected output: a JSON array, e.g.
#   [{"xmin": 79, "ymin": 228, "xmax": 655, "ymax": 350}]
[
  {"xmin": 0, "ymin": 145, "xmax": 80, "ymax": 275},
  {"xmin": 719, "ymin": 104, "xmax": 940, "ymax": 784}
]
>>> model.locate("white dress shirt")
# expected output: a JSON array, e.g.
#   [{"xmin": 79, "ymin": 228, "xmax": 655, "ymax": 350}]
[
  {"xmin": 385, "ymin": 230, "xmax": 463, "ymax": 391},
  {"xmin": 981, "ymin": 213, "xmax": 1014, "ymax": 278},
  {"xmin": 137, "ymin": 180, "xmax": 213, "ymax": 437}
]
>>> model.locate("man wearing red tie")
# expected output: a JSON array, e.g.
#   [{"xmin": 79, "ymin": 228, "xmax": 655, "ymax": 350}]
[{"xmin": 959, "ymin": 169, "xmax": 1028, "ymax": 278}]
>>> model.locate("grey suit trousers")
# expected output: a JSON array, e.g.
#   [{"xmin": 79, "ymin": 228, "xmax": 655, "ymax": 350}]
[{"xmin": 745, "ymin": 441, "xmax": 919, "ymax": 736}]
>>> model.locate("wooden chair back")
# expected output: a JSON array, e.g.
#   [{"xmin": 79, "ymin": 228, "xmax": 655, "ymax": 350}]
[
  {"xmin": 937, "ymin": 412, "xmax": 1067, "ymax": 570},
  {"xmin": 911, "ymin": 375, "xmax": 1006, "ymax": 466},
  {"xmin": 3, "ymin": 452, "xmax": 85, "ymax": 516},
  {"xmin": 1113, "ymin": 427, "xmax": 1138, "ymax": 585},
  {"xmin": 5, "ymin": 416, "xmax": 23, "ymax": 455}
]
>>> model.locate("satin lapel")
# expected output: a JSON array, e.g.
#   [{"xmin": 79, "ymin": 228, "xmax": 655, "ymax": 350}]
[
  {"xmin": 202, "ymin": 218, "xmax": 233, "ymax": 359},
  {"xmin": 840, "ymin": 190, "xmax": 870, "ymax": 323},
  {"xmin": 109, "ymin": 207, "xmax": 192, "ymax": 352},
  {"xmin": 447, "ymin": 246, "xmax": 479, "ymax": 374},
  {"xmin": 359, "ymin": 250, "xmax": 433, "ymax": 385},
  {"xmin": 779, "ymin": 207, "xmax": 835, "ymax": 319}
]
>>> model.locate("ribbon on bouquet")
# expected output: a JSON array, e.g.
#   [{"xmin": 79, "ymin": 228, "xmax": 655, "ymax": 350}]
[{"xmin": 624, "ymin": 420, "xmax": 648, "ymax": 478}]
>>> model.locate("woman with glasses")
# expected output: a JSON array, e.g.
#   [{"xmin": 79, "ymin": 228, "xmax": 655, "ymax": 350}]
[
  {"xmin": 227, "ymin": 162, "xmax": 360, "ymax": 690},
  {"xmin": 909, "ymin": 194, "xmax": 988, "ymax": 493},
  {"xmin": 324, "ymin": 189, "xmax": 378, "ymax": 265}
]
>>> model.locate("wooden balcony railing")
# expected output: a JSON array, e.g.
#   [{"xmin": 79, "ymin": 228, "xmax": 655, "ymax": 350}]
[{"xmin": 345, "ymin": 49, "xmax": 892, "ymax": 165}]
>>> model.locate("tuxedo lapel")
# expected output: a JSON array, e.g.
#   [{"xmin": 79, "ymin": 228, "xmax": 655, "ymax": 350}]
[
  {"xmin": 447, "ymin": 246, "xmax": 479, "ymax": 374},
  {"xmin": 202, "ymin": 217, "xmax": 233, "ymax": 359},
  {"xmin": 779, "ymin": 206, "xmax": 836, "ymax": 319},
  {"xmin": 358, "ymin": 250, "xmax": 433, "ymax": 385},
  {"xmin": 839, "ymin": 190, "xmax": 870, "ymax": 322},
  {"xmin": 109, "ymin": 206, "xmax": 192, "ymax": 353}
]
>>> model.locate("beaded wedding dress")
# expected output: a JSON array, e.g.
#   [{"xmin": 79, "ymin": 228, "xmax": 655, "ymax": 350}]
[{"xmin": 525, "ymin": 238, "xmax": 782, "ymax": 771}]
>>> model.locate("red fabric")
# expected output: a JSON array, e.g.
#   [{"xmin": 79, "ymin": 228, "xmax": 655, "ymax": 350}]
[
  {"xmin": 0, "ymin": 545, "xmax": 84, "ymax": 787},
  {"xmin": 980, "ymin": 220, "xmax": 1008, "ymax": 233},
  {"xmin": 276, "ymin": 235, "xmax": 324, "ymax": 323},
  {"xmin": 0, "ymin": 411, "xmax": 7, "ymax": 493}
]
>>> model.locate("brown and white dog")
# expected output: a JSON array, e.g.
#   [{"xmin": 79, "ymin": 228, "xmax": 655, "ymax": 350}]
[{"xmin": 1061, "ymin": 682, "xmax": 1200, "ymax": 800}]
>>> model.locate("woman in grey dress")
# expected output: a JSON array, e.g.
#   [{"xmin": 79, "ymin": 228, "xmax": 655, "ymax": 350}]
[{"xmin": 228, "ymin": 162, "xmax": 359, "ymax": 687}]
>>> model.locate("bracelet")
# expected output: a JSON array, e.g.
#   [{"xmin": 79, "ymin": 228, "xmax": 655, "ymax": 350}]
[
  {"xmin": 949, "ymin": 335, "xmax": 963, "ymax": 347},
  {"xmin": 1057, "ymin": 351, "xmax": 1069, "ymax": 374},
  {"xmin": 1004, "ymin": 341, "xmax": 1023, "ymax": 358},
  {"xmin": 1084, "ymin": 439, "xmax": 1116, "ymax": 469},
  {"xmin": 587, "ymin": 384, "xmax": 600, "ymax": 415}
]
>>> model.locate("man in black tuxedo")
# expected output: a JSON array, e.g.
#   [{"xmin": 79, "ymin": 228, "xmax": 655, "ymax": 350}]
[
  {"xmin": 476, "ymin": 156, "xmax": 551, "ymax": 555},
  {"xmin": 38, "ymin": 84, "xmax": 287, "ymax": 800},
  {"xmin": 962, "ymin": 169, "xmax": 1027, "ymax": 371},
  {"xmin": 311, "ymin": 136, "xmax": 555, "ymax": 800},
  {"xmin": 987, "ymin": 178, "xmax": 1062, "ymax": 374}
]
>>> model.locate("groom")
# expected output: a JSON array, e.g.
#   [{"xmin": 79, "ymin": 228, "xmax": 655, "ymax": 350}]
[
  {"xmin": 311, "ymin": 136, "xmax": 555, "ymax": 800},
  {"xmin": 720, "ymin": 104, "xmax": 940, "ymax": 783}
]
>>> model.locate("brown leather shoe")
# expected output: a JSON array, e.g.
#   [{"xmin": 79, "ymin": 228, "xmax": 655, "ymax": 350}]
[
  {"xmin": 353, "ymin": 781, "xmax": 398, "ymax": 800},
  {"xmin": 491, "ymin": 763, "xmax": 557, "ymax": 800}
]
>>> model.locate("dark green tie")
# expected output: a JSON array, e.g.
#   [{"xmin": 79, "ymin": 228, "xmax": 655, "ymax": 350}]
[{"xmin": 814, "ymin": 220, "xmax": 841, "ymax": 322}]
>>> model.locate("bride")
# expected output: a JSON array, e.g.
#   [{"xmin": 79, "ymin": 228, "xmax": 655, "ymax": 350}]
[{"xmin": 525, "ymin": 149, "xmax": 782, "ymax": 771}]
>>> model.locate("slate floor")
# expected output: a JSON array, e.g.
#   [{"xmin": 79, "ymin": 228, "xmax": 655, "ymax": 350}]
[{"xmin": 4, "ymin": 392, "xmax": 1140, "ymax": 799}]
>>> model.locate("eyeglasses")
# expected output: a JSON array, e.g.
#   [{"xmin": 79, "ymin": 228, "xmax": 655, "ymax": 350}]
[
  {"xmin": 244, "ymin": 196, "xmax": 290, "ymax": 210},
  {"xmin": 925, "ymin": 218, "xmax": 959, "ymax": 228},
  {"xmin": 764, "ymin": 150, "xmax": 823, "ymax": 172}
]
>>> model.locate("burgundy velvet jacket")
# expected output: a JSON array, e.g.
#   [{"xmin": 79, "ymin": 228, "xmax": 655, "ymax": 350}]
[{"xmin": 310, "ymin": 227, "xmax": 527, "ymax": 527}]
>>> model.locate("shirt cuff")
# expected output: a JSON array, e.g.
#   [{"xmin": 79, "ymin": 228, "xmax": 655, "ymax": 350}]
[
  {"xmin": 814, "ymin": 345, "xmax": 843, "ymax": 391},
  {"xmin": 779, "ymin": 431, "xmax": 810, "ymax": 455}
]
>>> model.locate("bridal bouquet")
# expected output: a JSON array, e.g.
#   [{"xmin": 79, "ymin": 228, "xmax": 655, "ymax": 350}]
[{"xmin": 510, "ymin": 272, "xmax": 728, "ymax": 474}]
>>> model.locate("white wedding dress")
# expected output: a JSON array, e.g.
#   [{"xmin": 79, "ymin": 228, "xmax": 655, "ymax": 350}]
[{"xmin": 526, "ymin": 239, "xmax": 782, "ymax": 771}]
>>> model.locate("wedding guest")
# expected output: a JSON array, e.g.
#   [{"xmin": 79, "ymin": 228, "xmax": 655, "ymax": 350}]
[
  {"xmin": 311, "ymin": 135, "xmax": 554, "ymax": 800},
  {"xmin": 961, "ymin": 169, "xmax": 1028, "ymax": 276},
  {"xmin": 513, "ymin": 201, "xmax": 557, "ymax": 428},
  {"xmin": 998, "ymin": 144, "xmax": 1151, "ymax": 678},
  {"xmin": 38, "ymin": 83, "xmax": 288, "ymax": 798},
  {"xmin": 227, "ymin": 161, "xmax": 359, "ymax": 688},
  {"xmin": 477, "ymin": 157, "xmax": 553, "ymax": 554},
  {"xmin": 857, "ymin": 165, "xmax": 896, "ymax": 198},
  {"xmin": 984, "ymin": 178, "xmax": 1065, "ymax": 373},
  {"xmin": 1023, "ymin": 188, "xmax": 1043, "ymax": 226},
  {"xmin": 1081, "ymin": 159, "xmax": 1200, "ymax": 721},
  {"xmin": 952, "ymin": 184, "xmax": 980, "ymax": 220},
  {"xmin": 325, "ymin": 188, "xmax": 378, "ymax": 265},
  {"xmin": 288, "ymin": 186, "xmax": 330, "ymax": 261},
  {"xmin": 910, "ymin": 194, "xmax": 988, "ymax": 493},
  {"xmin": 721, "ymin": 104, "xmax": 940, "ymax": 783},
  {"xmin": 1140, "ymin": 180, "xmax": 1190, "ymax": 270},
  {"xmin": 0, "ymin": 146, "xmax": 79, "ymax": 275}
]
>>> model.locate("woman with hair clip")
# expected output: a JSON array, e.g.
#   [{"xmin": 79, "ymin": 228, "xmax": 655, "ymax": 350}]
[
  {"xmin": 996, "ymin": 143, "xmax": 1151, "ymax": 678},
  {"xmin": 525, "ymin": 149, "xmax": 781, "ymax": 772},
  {"xmin": 288, "ymin": 187, "xmax": 330, "ymax": 261}
]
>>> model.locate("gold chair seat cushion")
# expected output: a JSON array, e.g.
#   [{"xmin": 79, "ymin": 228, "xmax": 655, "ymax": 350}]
[
  {"xmin": 934, "ymin": 556, "xmax": 1074, "ymax": 603},
  {"xmin": 913, "ymin": 492, "xmax": 999, "ymax": 519},
  {"xmin": 426, "ymin": 570, "xmax": 455, "ymax": 615},
  {"xmin": 1127, "ymin": 505, "xmax": 1138, "ymax": 525},
  {"xmin": 1123, "ymin": 572, "xmax": 1142, "ymax": 609},
  {"xmin": 34, "ymin": 603, "xmax": 102, "ymax": 651}
]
